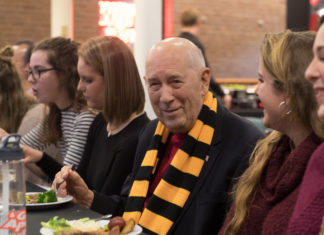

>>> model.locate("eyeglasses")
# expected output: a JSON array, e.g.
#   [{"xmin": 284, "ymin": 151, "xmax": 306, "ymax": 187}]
[{"xmin": 28, "ymin": 67, "xmax": 56, "ymax": 81}]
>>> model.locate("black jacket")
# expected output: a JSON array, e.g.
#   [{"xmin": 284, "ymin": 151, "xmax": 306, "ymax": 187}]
[{"xmin": 121, "ymin": 103, "xmax": 264, "ymax": 234}]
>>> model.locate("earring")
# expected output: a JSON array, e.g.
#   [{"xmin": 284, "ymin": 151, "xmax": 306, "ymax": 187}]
[
  {"xmin": 278, "ymin": 101, "xmax": 286, "ymax": 109},
  {"xmin": 278, "ymin": 101, "xmax": 291, "ymax": 115}
]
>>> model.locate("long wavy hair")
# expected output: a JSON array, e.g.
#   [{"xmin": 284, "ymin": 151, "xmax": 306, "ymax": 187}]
[
  {"xmin": 0, "ymin": 46, "xmax": 36, "ymax": 132},
  {"xmin": 32, "ymin": 37, "xmax": 87, "ymax": 144},
  {"xmin": 79, "ymin": 36, "xmax": 145, "ymax": 125},
  {"xmin": 223, "ymin": 30, "xmax": 324, "ymax": 235}
]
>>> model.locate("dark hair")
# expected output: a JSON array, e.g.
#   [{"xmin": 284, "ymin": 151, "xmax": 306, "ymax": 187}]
[
  {"xmin": 79, "ymin": 36, "xmax": 145, "ymax": 124},
  {"xmin": 181, "ymin": 8, "xmax": 199, "ymax": 27},
  {"xmin": 33, "ymin": 37, "xmax": 86, "ymax": 144},
  {"xmin": 0, "ymin": 46, "xmax": 14, "ymax": 57},
  {"xmin": 14, "ymin": 40, "xmax": 34, "ymax": 65}
]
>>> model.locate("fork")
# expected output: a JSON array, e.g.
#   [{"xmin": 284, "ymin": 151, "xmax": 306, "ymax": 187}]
[
  {"xmin": 54, "ymin": 165, "xmax": 77, "ymax": 196},
  {"xmin": 54, "ymin": 179, "xmax": 66, "ymax": 198},
  {"xmin": 93, "ymin": 214, "xmax": 112, "ymax": 221}
]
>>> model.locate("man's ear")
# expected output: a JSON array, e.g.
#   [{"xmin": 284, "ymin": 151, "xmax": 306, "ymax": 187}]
[{"xmin": 200, "ymin": 68, "xmax": 211, "ymax": 95}]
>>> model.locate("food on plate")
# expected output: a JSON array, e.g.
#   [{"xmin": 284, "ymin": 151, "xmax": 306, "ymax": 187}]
[
  {"xmin": 110, "ymin": 225, "xmax": 121, "ymax": 235},
  {"xmin": 42, "ymin": 216, "xmax": 104, "ymax": 234},
  {"xmin": 120, "ymin": 219, "xmax": 135, "ymax": 235},
  {"xmin": 108, "ymin": 217, "xmax": 126, "ymax": 231},
  {"xmin": 57, "ymin": 229, "xmax": 107, "ymax": 235},
  {"xmin": 26, "ymin": 190, "xmax": 57, "ymax": 204},
  {"xmin": 108, "ymin": 217, "xmax": 135, "ymax": 235},
  {"xmin": 42, "ymin": 216, "xmax": 136, "ymax": 235},
  {"xmin": 41, "ymin": 216, "xmax": 72, "ymax": 234}
]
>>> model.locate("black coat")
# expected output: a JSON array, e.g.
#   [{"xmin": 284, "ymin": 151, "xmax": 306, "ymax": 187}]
[{"xmin": 122, "ymin": 103, "xmax": 264, "ymax": 234}]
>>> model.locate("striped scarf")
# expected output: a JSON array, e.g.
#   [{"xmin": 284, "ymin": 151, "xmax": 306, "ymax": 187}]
[{"xmin": 123, "ymin": 91, "xmax": 218, "ymax": 234}]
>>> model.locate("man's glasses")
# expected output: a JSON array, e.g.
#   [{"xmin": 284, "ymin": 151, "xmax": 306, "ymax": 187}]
[{"xmin": 28, "ymin": 68, "xmax": 56, "ymax": 81}]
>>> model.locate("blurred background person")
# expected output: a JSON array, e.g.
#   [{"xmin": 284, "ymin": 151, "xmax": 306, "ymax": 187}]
[
  {"xmin": 219, "ymin": 30, "xmax": 324, "ymax": 235},
  {"xmin": 178, "ymin": 8, "xmax": 232, "ymax": 109},
  {"xmin": 287, "ymin": 23, "xmax": 324, "ymax": 235},
  {"xmin": 12, "ymin": 40, "xmax": 34, "ymax": 94},
  {"xmin": 0, "ymin": 45, "xmax": 36, "ymax": 133}
]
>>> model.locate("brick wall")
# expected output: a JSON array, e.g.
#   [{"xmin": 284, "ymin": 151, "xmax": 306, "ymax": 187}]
[
  {"xmin": 0, "ymin": 0, "xmax": 100, "ymax": 48},
  {"xmin": 173, "ymin": 0, "xmax": 286, "ymax": 78},
  {"xmin": 0, "ymin": 0, "xmax": 50, "ymax": 48},
  {"xmin": 0, "ymin": 0, "xmax": 285, "ymax": 78},
  {"xmin": 73, "ymin": 0, "xmax": 100, "ymax": 44}
]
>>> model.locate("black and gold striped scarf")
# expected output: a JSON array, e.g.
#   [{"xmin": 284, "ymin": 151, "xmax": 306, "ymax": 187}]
[{"xmin": 123, "ymin": 91, "xmax": 218, "ymax": 234}]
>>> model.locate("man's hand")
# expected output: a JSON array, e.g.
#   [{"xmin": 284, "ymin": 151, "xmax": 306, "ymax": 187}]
[{"xmin": 53, "ymin": 166, "xmax": 94, "ymax": 208}]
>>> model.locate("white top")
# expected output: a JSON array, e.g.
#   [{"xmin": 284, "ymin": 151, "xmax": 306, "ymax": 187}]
[{"xmin": 21, "ymin": 109, "xmax": 95, "ymax": 166}]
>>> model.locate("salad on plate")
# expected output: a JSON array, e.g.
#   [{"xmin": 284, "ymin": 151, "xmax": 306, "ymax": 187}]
[{"xmin": 40, "ymin": 216, "xmax": 141, "ymax": 235}]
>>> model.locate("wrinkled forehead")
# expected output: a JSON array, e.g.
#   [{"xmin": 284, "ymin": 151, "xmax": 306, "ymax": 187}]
[{"xmin": 145, "ymin": 53, "xmax": 187, "ymax": 79}]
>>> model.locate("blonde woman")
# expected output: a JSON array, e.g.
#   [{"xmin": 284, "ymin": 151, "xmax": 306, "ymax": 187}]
[{"xmin": 219, "ymin": 30, "xmax": 324, "ymax": 235}]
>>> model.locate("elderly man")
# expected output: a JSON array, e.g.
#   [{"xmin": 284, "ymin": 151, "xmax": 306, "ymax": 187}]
[
  {"xmin": 55, "ymin": 38, "xmax": 263, "ymax": 234},
  {"xmin": 121, "ymin": 38, "xmax": 263, "ymax": 234}
]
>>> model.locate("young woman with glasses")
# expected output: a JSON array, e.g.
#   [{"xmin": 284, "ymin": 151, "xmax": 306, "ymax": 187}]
[{"xmin": 0, "ymin": 37, "xmax": 96, "ymax": 180}]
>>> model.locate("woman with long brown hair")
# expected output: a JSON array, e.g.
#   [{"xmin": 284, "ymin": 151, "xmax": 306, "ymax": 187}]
[
  {"xmin": 0, "ymin": 37, "xmax": 96, "ymax": 174},
  {"xmin": 0, "ymin": 46, "xmax": 36, "ymax": 133},
  {"xmin": 219, "ymin": 30, "xmax": 324, "ymax": 235}
]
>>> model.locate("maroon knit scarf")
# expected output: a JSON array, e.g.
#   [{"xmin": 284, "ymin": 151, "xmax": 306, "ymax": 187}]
[{"xmin": 220, "ymin": 133, "xmax": 321, "ymax": 235}]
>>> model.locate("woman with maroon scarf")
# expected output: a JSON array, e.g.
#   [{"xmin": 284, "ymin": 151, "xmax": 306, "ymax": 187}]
[{"xmin": 219, "ymin": 30, "xmax": 324, "ymax": 235}]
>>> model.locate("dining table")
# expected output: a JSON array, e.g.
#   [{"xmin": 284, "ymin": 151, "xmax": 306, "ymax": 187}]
[{"xmin": 26, "ymin": 181, "xmax": 102, "ymax": 235}]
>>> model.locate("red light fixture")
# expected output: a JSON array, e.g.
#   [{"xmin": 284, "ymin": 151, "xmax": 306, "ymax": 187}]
[
  {"xmin": 310, "ymin": 0, "xmax": 319, "ymax": 6},
  {"xmin": 163, "ymin": 0, "xmax": 173, "ymax": 38}
]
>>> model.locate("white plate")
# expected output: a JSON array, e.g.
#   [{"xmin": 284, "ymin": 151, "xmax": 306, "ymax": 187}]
[
  {"xmin": 26, "ymin": 192, "xmax": 73, "ymax": 210},
  {"xmin": 40, "ymin": 220, "xmax": 143, "ymax": 235}
]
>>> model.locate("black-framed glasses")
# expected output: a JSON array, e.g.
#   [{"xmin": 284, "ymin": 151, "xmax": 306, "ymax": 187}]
[{"xmin": 28, "ymin": 67, "xmax": 56, "ymax": 81}]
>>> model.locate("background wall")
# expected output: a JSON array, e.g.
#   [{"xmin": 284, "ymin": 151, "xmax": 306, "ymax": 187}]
[
  {"xmin": 74, "ymin": 0, "xmax": 100, "ymax": 43},
  {"xmin": 173, "ymin": 0, "xmax": 286, "ymax": 78},
  {"xmin": 0, "ymin": 0, "xmax": 286, "ymax": 79},
  {"xmin": 0, "ymin": 0, "xmax": 51, "ymax": 47},
  {"xmin": 287, "ymin": 0, "xmax": 310, "ymax": 31},
  {"xmin": 0, "ymin": 0, "xmax": 101, "ymax": 47}
]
